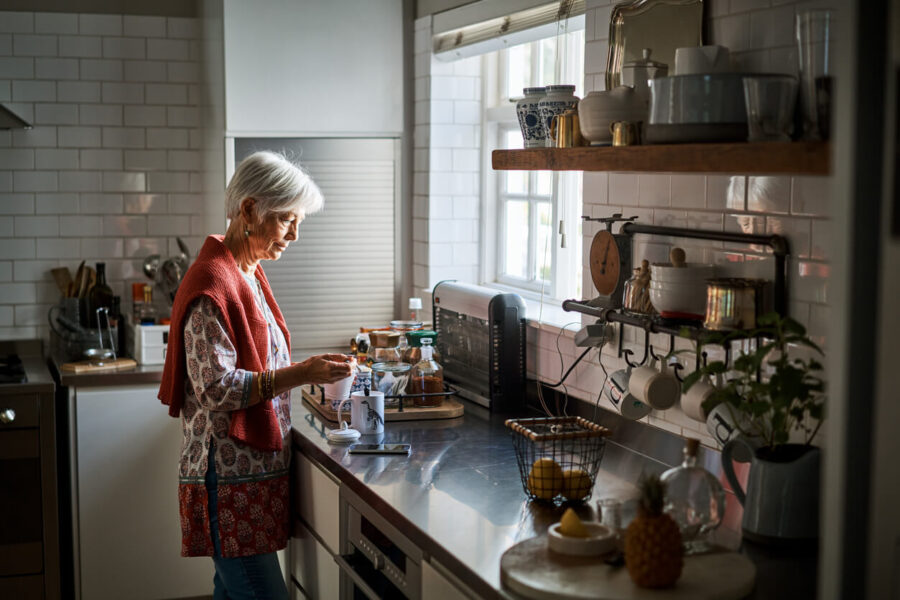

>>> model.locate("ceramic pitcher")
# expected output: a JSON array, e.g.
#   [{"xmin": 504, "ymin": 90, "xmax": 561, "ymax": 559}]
[{"xmin": 722, "ymin": 438, "xmax": 820, "ymax": 543}]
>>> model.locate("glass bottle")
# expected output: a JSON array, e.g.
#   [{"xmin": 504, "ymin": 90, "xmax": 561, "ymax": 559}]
[
  {"xmin": 660, "ymin": 438, "xmax": 726, "ymax": 554},
  {"xmin": 88, "ymin": 262, "xmax": 114, "ymax": 328},
  {"xmin": 410, "ymin": 338, "xmax": 444, "ymax": 407},
  {"xmin": 622, "ymin": 259, "xmax": 653, "ymax": 315}
]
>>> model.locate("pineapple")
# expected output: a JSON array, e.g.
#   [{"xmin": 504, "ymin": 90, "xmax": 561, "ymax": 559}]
[{"xmin": 624, "ymin": 474, "xmax": 683, "ymax": 588}]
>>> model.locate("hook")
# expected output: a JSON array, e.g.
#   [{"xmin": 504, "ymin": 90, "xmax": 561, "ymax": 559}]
[
  {"xmin": 666, "ymin": 335, "xmax": 687, "ymax": 382},
  {"xmin": 623, "ymin": 328, "xmax": 650, "ymax": 368}
]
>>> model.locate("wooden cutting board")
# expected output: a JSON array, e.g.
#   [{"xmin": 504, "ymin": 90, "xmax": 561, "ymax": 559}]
[
  {"xmin": 61, "ymin": 358, "xmax": 138, "ymax": 373},
  {"xmin": 501, "ymin": 535, "xmax": 755, "ymax": 600},
  {"xmin": 301, "ymin": 385, "xmax": 464, "ymax": 422}
]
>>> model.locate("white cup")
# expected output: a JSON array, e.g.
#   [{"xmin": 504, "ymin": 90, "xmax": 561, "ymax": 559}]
[
  {"xmin": 674, "ymin": 45, "xmax": 731, "ymax": 75},
  {"xmin": 324, "ymin": 368, "xmax": 356, "ymax": 409},
  {"xmin": 603, "ymin": 368, "xmax": 652, "ymax": 420},
  {"xmin": 681, "ymin": 375, "xmax": 716, "ymax": 422},
  {"xmin": 628, "ymin": 357, "xmax": 681, "ymax": 410},
  {"xmin": 338, "ymin": 391, "xmax": 385, "ymax": 435}
]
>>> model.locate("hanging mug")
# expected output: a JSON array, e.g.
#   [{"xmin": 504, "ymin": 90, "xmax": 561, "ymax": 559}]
[
  {"xmin": 603, "ymin": 367, "xmax": 652, "ymax": 420},
  {"xmin": 629, "ymin": 356, "xmax": 680, "ymax": 410}
]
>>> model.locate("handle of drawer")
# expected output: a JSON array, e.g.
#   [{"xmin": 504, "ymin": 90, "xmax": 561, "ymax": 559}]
[{"xmin": 0, "ymin": 408, "xmax": 15, "ymax": 424}]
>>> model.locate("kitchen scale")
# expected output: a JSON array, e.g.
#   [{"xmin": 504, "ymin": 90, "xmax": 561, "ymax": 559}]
[{"xmin": 583, "ymin": 214, "xmax": 638, "ymax": 309}]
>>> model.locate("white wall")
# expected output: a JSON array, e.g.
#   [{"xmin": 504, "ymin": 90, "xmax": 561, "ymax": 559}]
[{"xmin": 0, "ymin": 10, "xmax": 210, "ymax": 340}]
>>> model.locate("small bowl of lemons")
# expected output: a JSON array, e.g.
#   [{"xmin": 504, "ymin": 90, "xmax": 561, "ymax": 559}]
[{"xmin": 547, "ymin": 508, "xmax": 617, "ymax": 556}]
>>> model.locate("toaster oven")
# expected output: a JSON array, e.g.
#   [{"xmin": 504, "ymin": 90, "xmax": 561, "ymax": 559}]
[{"xmin": 431, "ymin": 281, "xmax": 526, "ymax": 412}]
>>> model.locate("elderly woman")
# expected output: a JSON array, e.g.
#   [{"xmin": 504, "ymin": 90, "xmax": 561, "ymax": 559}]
[{"xmin": 159, "ymin": 151, "xmax": 351, "ymax": 600}]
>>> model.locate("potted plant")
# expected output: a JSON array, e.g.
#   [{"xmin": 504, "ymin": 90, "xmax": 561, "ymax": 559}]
[{"xmin": 682, "ymin": 312, "xmax": 825, "ymax": 544}]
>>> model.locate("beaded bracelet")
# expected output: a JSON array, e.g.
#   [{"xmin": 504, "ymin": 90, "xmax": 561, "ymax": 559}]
[{"xmin": 260, "ymin": 369, "xmax": 275, "ymax": 401}]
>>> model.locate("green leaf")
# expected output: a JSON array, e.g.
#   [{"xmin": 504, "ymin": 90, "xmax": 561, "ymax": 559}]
[{"xmin": 682, "ymin": 369, "xmax": 704, "ymax": 391}]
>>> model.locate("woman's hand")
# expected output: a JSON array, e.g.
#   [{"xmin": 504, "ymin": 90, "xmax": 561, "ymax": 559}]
[{"xmin": 294, "ymin": 353, "xmax": 353, "ymax": 385}]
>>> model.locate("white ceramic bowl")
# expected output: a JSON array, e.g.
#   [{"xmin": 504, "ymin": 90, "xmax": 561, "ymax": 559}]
[
  {"xmin": 547, "ymin": 522, "xmax": 617, "ymax": 556},
  {"xmin": 650, "ymin": 263, "xmax": 716, "ymax": 283},
  {"xmin": 649, "ymin": 280, "xmax": 707, "ymax": 316},
  {"xmin": 578, "ymin": 86, "xmax": 646, "ymax": 144}
]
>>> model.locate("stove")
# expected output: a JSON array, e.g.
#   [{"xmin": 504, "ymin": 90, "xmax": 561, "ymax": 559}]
[{"xmin": 0, "ymin": 354, "xmax": 26, "ymax": 384}]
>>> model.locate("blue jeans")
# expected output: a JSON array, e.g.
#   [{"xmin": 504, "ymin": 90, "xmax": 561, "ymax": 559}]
[{"xmin": 206, "ymin": 443, "xmax": 289, "ymax": 600}]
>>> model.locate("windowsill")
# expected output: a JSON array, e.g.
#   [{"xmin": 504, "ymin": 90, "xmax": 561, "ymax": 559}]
[{"xmin": 480, "ymin": 282, "xmax": 585, "ymax": 337}]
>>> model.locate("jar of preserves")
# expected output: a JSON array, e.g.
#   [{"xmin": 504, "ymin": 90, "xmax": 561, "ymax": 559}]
[{"xmin": 409, "ymin": 338, "xmax": 444, "ymax": 407}]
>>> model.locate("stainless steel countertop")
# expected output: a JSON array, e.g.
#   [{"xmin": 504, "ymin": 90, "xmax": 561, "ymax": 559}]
[{"xmin": 290, "ymin": 394, "xmax": 818, "ymax": 600}]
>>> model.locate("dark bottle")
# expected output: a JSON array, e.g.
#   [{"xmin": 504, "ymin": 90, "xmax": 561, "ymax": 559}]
[{"xmin": 88, "ymin": 262, "xmax": 114, "ymax": 329}]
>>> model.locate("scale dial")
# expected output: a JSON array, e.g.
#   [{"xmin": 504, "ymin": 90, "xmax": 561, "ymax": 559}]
[{"xmin": 590, "ymin": 230, "xmax": 621, "ymax": 297}]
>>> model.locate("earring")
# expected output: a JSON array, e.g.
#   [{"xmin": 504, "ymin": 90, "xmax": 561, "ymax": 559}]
[{"xmin": 244, "ymin": 228, "xmax": 250, "ymax": 238}]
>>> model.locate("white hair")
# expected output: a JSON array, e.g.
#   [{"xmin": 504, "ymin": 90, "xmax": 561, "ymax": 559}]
[
  {"xmin": 225, "ymin": 151, "xmax": 323, "ymax": 222},
  {"xmin": 727, "ymin": 176, "xmax": 791, "ymax": 212}
]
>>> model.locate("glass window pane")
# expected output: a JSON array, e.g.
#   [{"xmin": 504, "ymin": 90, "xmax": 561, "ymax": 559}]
[
  {"xmin": 505, "ymin": 129, "xmax": 523, "ymax": 150},
  {"xmin": 506, "ymin": 171, "xmax": 527, "ymax": 195},
  {"xmin": 538, "ymin": 38, "xmax": 556, "ymax": 87},
  {"xmin": 505, "ymin": 201, "xmax": 529, "ymax": 279},
  {"xmin": 535, "ymin": 171, "xmax": 552, "ymax": 196},
  {"xmin": 536, "ymin": 202, "xmax": 553, "ymax": 282},
  {"xmin": 506, "ymin": 43, "xmax": 531, "ymax": 99}
]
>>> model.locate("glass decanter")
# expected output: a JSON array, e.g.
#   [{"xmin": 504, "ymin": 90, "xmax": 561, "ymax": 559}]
[
  {"xmin": 409, "ymin": 338, "xmax": 444, "ymax": 407},
  {"xmin": 660, "ymin": 438, "xmax": 726, "ymax": 554}
]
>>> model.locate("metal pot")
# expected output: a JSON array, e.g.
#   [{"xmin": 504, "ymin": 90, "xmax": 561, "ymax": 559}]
[{"xmin": 704, "ymin": 278, "xmax": 770, "ymax": 330}]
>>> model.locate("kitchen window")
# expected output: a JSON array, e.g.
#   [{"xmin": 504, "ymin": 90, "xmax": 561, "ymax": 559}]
[{"xmin": 482, "ymin": 28, "xmax": 584, "ymax": 301}]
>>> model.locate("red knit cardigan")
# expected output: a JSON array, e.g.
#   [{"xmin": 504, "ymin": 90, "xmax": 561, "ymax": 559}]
[{"xmin": 158, "ymin": 235, "xmax": 290, "ymax": 452}]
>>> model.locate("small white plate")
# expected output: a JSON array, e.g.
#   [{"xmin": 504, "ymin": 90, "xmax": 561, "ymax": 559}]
[{"xmin": 547, "ymin": 522, "xmax": 617, "ymax": 557}]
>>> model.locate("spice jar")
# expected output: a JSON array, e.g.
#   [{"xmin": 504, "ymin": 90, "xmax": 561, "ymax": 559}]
[
  {"xmin": 409, "ymin": 338, "xmax": 444, "ymax": 407},
  {"xmin": 366, "ymin": 330, "xmax": 402, "ymax": 365},
  {"xmin": 623, "ymin": 259, "xmax": 654, "ymax": 315}
]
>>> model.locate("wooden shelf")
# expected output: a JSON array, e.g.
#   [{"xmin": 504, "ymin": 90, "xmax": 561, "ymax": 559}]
[{"xmin": 491, "ymin": 141, "xmax": 830, "ymax": 175}]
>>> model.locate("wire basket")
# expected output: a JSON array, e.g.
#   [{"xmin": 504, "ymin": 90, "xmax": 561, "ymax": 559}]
[{"xmin": 506, "ymin": 416, "xmax": 611, "ymax": 504}]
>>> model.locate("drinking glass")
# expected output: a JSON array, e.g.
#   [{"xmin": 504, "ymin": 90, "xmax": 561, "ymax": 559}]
[
  {"xmin": 796, "ymin": 10, "xmax": 834, "ymax": 140},
  {"xmin": 743, "ymin": 75, "xmax": 798, "ymax": 142}
]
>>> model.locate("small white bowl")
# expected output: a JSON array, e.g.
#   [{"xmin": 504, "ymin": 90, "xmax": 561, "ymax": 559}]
[
  {"xmin": 650, "ymin": 263, "xmax": 716, "ymax": 283},
  {"xmin": 547, "ymin": 522, "xmax": 617, "ymax": 556},
  {"xmin": 649, "ymin": 282, "xmax": 707, "ymax": 316}
]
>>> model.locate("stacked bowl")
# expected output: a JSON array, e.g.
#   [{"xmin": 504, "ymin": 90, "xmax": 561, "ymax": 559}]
[{"xmin": 649, "ymin": 263, "xmax": 716, "ymax": 320}]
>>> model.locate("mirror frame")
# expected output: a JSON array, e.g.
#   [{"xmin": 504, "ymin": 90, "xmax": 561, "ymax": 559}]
[{"xmin": 605, "ymin": 0, "xmax": 704, "ymax": 90}]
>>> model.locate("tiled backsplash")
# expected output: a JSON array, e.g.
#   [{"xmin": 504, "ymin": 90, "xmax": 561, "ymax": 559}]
[{"xmin": 0, "ymin": 11, "xmax": 208, "ymax": 340}]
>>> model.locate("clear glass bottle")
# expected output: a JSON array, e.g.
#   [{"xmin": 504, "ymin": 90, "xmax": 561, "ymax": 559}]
[
  {"xmin": 410, "ymin": 338, "xmax": 444, "ymax": 407},
  {"xmin": 622, "ymin": 259, "xmax": 653, "ymax": 315},
  {"xmin": 660, "ymin": 438, "xmax": 726, "ymax": 554}
]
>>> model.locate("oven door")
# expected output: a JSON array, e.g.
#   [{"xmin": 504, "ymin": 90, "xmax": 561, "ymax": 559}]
[{"xmin": 337, "ymin": 489, "xmax": 421, "ymax": 600}]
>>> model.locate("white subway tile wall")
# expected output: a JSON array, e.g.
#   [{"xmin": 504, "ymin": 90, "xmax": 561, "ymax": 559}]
[
  {"xmin": 412, "ymin": 1, "xmax": 838, "ymax": 445},
  {"xmin": 0, "ymin": 11, "xmax": 206, "ymax": 340}
]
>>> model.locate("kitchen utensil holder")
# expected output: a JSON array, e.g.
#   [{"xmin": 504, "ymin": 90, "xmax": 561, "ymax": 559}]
[
  {"xmin": 565, "ymin": 220, "xmax": 788, "ymax": 381},
  {"xmin": 506, "ymin": 416, "xmax": 611, "ymax": 504}
]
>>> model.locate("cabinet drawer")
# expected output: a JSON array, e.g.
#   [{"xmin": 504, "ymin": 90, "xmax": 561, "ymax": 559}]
[
  {"xmin": 292, "ymin": 449, "xmax": 340, "ymax": 553},
  {"xmin": 0, "ymin": 394, "xmax": 39, "ymax": 429}
]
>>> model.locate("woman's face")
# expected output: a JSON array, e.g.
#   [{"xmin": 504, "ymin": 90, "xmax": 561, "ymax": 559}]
[{"xmin": 250, "ymin": 205, "xmax": 304, "ymax": 262}]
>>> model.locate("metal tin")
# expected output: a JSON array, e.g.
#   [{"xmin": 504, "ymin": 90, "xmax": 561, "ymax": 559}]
[{"xmin": 704, "ymin": 278, "xmax": 770, "ymax": 330}]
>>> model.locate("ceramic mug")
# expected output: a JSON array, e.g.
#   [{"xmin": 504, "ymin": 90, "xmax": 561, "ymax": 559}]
[
  {"xmin": 681, "ymin": 373, "xmax": 720, "ymax": 422},
  {"xmin": 604, "ymin": 368, "xmax": 652, "ymax": 420},
  {"xmin": 705, "ymin": 402, "xmax": 755, "ymax": 462},
  {"xmin": 337, "ymin": 391, "xmax": 385, "ymax": 435},
  {"xmin": 629, "ymin": 357, "xmax": 680, "ymax": 410},
  {"xmin": 609, "ymin": 120, "xmax": 641, "ymax": 146}
]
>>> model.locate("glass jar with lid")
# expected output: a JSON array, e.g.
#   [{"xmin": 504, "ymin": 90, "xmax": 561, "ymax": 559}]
[
  {"xmin": 622, "ymin": 259, "xmax": 654, "ymax": 315},
  {"xmin": 366, "ymin": 330, "xmax": 403, "ymax": 365},
  {"xmin": 409, "ymin": 339, "xmax": 444, "ymax": 407},
  {"xmin": 390, "ymin": 320, "xmax": 423, "ymax": 351},
  {"xmin": 402, "ymin": 329, "xmax": 440, "ymax": 364},
  {"xmin": 371, "ymin": 361, "xmax": 411, "ymax": 408}
]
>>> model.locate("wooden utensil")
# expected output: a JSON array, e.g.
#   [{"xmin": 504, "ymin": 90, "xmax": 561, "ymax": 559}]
[
  {"xmin": 72, "ymin": 261, "xmax": 85, "ymax": 298},
  {"xmin": 79, "ymin": 266, "xmax": 95, "ymax": 299},
  {"xmin": 670, "ymin": 247, "xmax": 687, "ymax": 268},
  {"xmin": 51, "ymin": 267, "xmax": 72, "ymax": 297}
]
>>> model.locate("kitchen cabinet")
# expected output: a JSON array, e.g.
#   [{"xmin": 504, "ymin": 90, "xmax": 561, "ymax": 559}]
[
  {"xmin": 69, "ymin": 384, "xmax": 213, "ymax": 600},
  {"xmin": 290, "ymin": 448, "xmax": 340, "ymax": 599},
  {"xmin": 492, "ymin": 141, "xmax": 831, "ymax": 174},
  {"xmin": 422, "ymin": 558, "xmax": 476, "ymax": 600},
  {"xmin": 222, "ymin": 0, "xmax": 403, "ymax": 135},
  {"xmin": 0, "ymin": 350, "xmax": 59, "ymax": 600}
]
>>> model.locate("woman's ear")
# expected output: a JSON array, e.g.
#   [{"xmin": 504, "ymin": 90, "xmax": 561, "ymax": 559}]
[{"xmin": 239, "ymin": 197, "xmax": 256, "ymax": 225}]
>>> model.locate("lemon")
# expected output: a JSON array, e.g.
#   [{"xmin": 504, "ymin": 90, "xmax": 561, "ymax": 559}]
[
  {"xmin": 558, "ymin": 507, "xmax": 589, "ymax": 537},
  {"xmin": 526, "ymin": 457, "xmax": 563, "ymax": 500},
  {"xmin": 561, "ymin": 468, "xmax": 593, "ymax": 501}
]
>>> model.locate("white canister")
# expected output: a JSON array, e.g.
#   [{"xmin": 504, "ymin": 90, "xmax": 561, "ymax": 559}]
[
  {"xmin": 516, "ymin": 86, "xmax": 547, "ymax": 148},
  {"xmin": 538, "ymin": 85, "xmax": 579, "ymax": 147}
]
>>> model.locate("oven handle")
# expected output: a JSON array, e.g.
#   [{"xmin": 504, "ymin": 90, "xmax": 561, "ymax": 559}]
[{"xmin": 334, "ymin": 553, "xmax": 383, "ymax": 600}]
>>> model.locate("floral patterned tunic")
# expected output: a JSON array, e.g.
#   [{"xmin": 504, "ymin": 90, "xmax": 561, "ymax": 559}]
[{"xmin": 177, "ymin": 273, "xmax": 292, "ymax": 558}]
